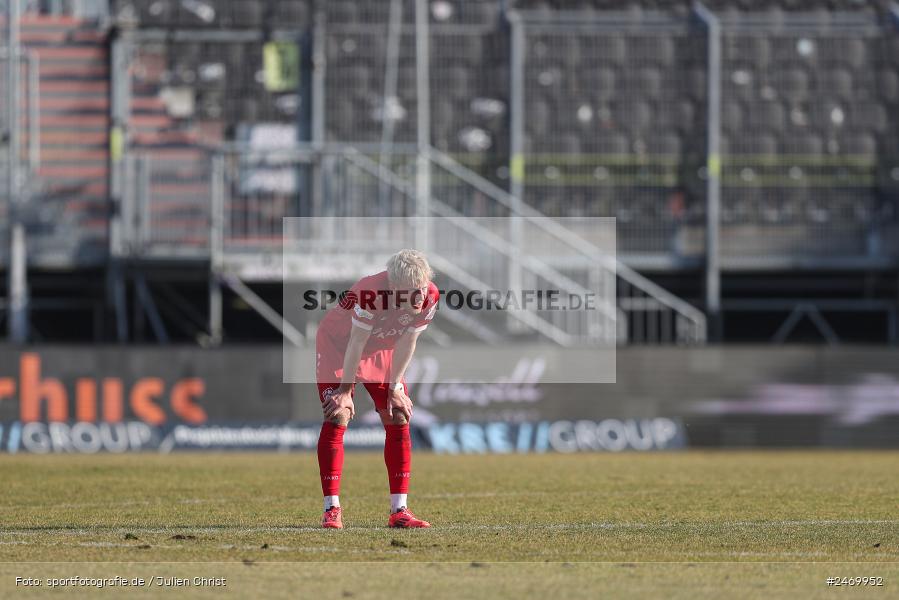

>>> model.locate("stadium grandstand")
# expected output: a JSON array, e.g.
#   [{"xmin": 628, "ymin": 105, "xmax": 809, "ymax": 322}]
[{"xmin": 1, "ymin": 0, "xmax": 898, "ymax": 345}]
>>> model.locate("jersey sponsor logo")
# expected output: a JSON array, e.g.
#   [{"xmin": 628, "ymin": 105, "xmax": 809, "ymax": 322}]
[
  {"xmin": 371, "ymin": 327, "xmax": 404, "ymax": 339},
  {"xmin": 354, "ymin": 304, "xmax": 374, "ymax": 320}
]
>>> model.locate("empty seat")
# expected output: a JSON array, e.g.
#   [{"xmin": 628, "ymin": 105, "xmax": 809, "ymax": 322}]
[
  {"xmin": 274, "ymin": 0, "xmax": 309, "ymax": 28},
  {"xmin": 721, "ymin": 100, "xmax": 744, "ymax": 134},
  {"xmin": 841, "ymin": 133, "xmax": 877, "ymax": 157},
  {"xmin": 584, "ymin": 35, "xmax": 627, "ymax": 66},
  {"xmin": 737, "ymin": 132, "xmax": 778, "ymax": 155},
  {"xmin": 822, "ymin": 38, "xmax": 867, "ymax": 70},
  {"xmin": 556, "ymin": 133, "xmax": 582, "ymax": 154},
  {"xmin": 327, "ymin": 2, "xmax": 360, "ymax": 25},
  {"xmin": 457, "ymin": 0, "xmax": 500, "ymax": 25},
  {"xmin": 627, "ymin": 35, "xmax": 675, "ymax": 67},
  {"xmin": 526, "ymin": 96, "xmax": 552, "ymax": 137},
  {"xmin": 433, "ymin": 34, "xmax": 484, "ymax": 67},
  {"xmin": 590, "ymin": 132, "xmax": 629, "ymax": 154},
  {"xmin": 746, "ymin": 100, "xmax": 785, "ymax": 131},
  {"xmin": 877, "ymin": 69, "xmax": 899, "ymax": 103},
  {"xmin": 656, "ymin": 99, "xmax": 697, "ymax": 133},
  {"xmin": 229, "ymin": 0, "xmax": 265, "ymax": 27},
  {"xmin": 626, "ymin": 66, "xmax": 663, "ymax": 100},
  {"xmin": 583, "ymin": 66, "xmax": 617, "ymax": 101},
  {"xmin": 445, "ymin": 66, "xmax": 474, "ymax": 100},
  {"xmin": 684, "ymin": 67, "xmax": 706, "ymax": 102},
  {"xmin": 818, "ymin": 68, "xmax": 854, "ymax": 103},
  {"xmin": 781, "ymin": 133, "xmax": 823, "ymax": 155},
  {"xmin": 646, "ymin": 132, "xmax": 682, "ymax": 156},
  {"xmin": 327, "ymin": 33, "xmax": 384, "ymax": 67},
  {"xmin": 722, "ymin": 189, "xmax": 760, "ymax": 224},
  {"xmin": 777, "ymin": 67, "xmax": 810, "ymax": 103},
  {"xmin": 615, "ymin": 100, "xmax": 651, "ymax": 134},
  {"xmin": 851, "ymin": 102, "xmax": 889, "ymax": 134},
  {"xmin": 724, "ymin": 36, "xmax": 771, "ymax": 68}
]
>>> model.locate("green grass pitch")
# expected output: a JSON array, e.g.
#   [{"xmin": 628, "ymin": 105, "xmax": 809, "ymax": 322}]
[{"xmin": 1, "ymin": 451, "xmax": 897, "ymax": 598}]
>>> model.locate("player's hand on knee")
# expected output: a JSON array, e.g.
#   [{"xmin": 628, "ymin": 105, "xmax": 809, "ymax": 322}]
[
  {"xmin": 324, "ymin": 390, "xmax": 355, "ymax": 422},
  {"xmin": 387, "ymin": 388, "xmax": 413, "ymax": 423}
]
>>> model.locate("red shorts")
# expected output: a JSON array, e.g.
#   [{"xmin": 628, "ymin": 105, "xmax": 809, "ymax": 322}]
[{"xmin": 316, "ymin": 337, "xmax": 407, "ymax": 411}]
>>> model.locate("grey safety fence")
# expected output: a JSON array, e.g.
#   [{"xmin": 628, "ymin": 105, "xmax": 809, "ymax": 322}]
[
  {"xmin": 120, "ymin": 145, "xmax": 420, "ymax": 259},
  {"xmin": 121, "ymin": 141, "xmax": 704, "ymax": 345},
  {"xmin": 1, "ymin": 2, "xmax": 41, "ymax": 266},
  {"xmin": 0, "ymin": 0, "xmax": 9, "ymax": 265},
  {"xmin": 320, "ymin": 0, "xmax": 508, "ymax": 184},
  {"xmin": 119, "ymin": 150, "xmax": 213, "ymax": 257},
  {"xmin": 718, "ymin": 13, "xmax": 899, "ymax": 266},
  {"xmin": 510, "ymin": 7, "xmax": 899, "ymax": 268},
  {"xmin": 422, "ymin": 148, "xmax": 705, "ymax": 345},
  {"xmin": 112, "ymin": 1, "xmax": 306, "ymax": 30},
  {"xmin": 112, "ymin": 26, "xmax": 307, "ymax": 256},
  {"xmin": 509, "ymin": 9, "xmax": 709, "ymax": 267}
]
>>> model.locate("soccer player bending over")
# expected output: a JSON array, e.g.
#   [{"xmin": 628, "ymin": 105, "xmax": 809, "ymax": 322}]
[{"xmin": 316, "ymin": 249, "xmax": 438, "ymax": 529}]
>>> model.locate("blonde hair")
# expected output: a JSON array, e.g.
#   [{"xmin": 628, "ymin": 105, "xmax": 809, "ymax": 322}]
[{"xmin": 387, "ymin": 249, "xmax": 433, "ymax": 288}]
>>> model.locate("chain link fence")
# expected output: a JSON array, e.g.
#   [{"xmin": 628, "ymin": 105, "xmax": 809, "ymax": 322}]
[
  {"xmin": 116, "ymin": 2, "xmax": 899, "ymax": 270},
  {"xmin": 321, "ymin": 0, "xmax": 508, "ymax": 185},
  {"xmin": 121, "ymin": 28, "xmax": 308, "ymax": 254},
  {"xmin": 112, "ymin": 1, "xmax": 305, "ymax": 29},
  {"xmin": 1, "ymin": 0, "xmax": 9, "ymax": 241},
  {"xmin": 515, "ymin": 13, "xmax": 708, "ymax": 264},
  {"xmin": 719, "ymin": 22, "xmax": 899, "ymax": 264}
]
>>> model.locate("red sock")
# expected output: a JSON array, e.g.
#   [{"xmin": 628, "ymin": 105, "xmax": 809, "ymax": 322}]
[
  {"xmin": 384, "ymin": 424, "xmax": 411, "ymax": 494},
  {"xmin": 318, "ymin": 422, "xmax": 346, "ymax": 496}
]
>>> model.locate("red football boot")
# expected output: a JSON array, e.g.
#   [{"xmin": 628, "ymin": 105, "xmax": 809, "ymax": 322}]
[
  {"xmin": 321, "ymin": 506, "xmax": 343, "ymax": 529},
  {"xmin": 388, "ymin": 507, "xmax": 431, "ymax": 528}
]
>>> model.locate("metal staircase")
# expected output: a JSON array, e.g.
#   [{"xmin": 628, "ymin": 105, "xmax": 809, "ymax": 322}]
[
  {"xmin": 275, "ymin": 144, "xmax": 705, "ymax": 346},
  {"xmin": 121, "ymin": 142, "xmax": 706, "ymax": 346}
]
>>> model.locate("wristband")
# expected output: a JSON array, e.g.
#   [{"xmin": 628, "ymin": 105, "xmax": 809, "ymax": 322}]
[{"xmin": 391, "ymin": 382, "xmax": 404, "ymax": 392}]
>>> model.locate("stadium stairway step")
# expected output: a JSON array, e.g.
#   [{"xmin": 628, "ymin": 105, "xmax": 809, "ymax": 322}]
[{"xmin": 15, "ymin": 15, "xmax": 112, "ymax": 263}]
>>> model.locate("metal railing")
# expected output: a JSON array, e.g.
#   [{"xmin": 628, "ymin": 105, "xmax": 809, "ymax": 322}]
[
  {"xmin": 119, "ymin": 151, "xmax": 212, "ymax": 257},
  {"xmin": 0, "ymin": 4, "xmax": 8, "ymax": 264},
  {"xmin": 0, "ymin": 43, "xmax": 40, "ymax": 265},
  {"xmin": 423, "ymin": 147, "xmax": 706, "ymax": 345},
  {"xmin": 121, "ymin": 142, "xmax": 706, "ymax": 345}
]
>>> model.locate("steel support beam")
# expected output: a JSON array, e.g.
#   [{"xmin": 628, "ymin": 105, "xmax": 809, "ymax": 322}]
[
  {"xmin": 693, "ymin": 1, "xmax": 722, "ymax": 342},
  {"xmin": 7, "ymin": 0, "xmax": 28, "ymax": 342}
]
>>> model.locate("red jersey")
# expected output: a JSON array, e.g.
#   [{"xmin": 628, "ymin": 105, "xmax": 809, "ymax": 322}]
[{"xmin": 316, "ymin": 271, "xmax": 439, "ymax": 383}]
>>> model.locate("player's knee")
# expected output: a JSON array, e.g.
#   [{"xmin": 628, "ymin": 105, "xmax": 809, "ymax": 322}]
[
  {"xmin": 328, "ymin": 409, "xmax": 351, "ymax": 427},
  {"xmin": 378, "ymin": 409, "xmax": 409, "ymax": 427}
]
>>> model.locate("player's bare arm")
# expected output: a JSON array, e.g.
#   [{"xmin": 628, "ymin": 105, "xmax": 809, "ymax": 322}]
[
  {"xmin": 383, "ymin": 328, "xmax": 422, "ymax": 424},
  {"xmin": 323, "ymin": 323, "xmax": 370, "ymax": 423}
]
